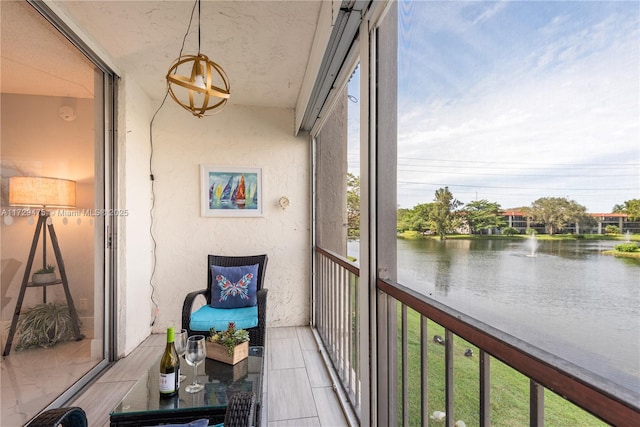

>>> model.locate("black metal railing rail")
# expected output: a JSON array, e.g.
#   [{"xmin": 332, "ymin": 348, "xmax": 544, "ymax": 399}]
[
  {"xmin": 378, "ymin": 278, "xmax": 640, "ymax": 427},
  {"xmin": 313, "ymin": 246, "xmax": 640, "ymax": 426}
]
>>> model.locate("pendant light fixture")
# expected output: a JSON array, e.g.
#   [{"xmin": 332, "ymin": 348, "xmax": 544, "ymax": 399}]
[{"xmin": 166, "ymin": 0, "xmax": 230, "ymax": 118}]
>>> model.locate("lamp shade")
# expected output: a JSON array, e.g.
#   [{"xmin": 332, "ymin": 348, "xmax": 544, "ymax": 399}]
[{"xmin": 9, "ymin": 176, "xmax": 76, "ymax": 208}]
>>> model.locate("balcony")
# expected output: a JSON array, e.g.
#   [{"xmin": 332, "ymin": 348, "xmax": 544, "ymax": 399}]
[
  {"xmin": 2, "ymin": 2, "xmax": 638, "ymax": 425},
  {"xmin": 314, "ymin": 246, "xmax": 640, "ymax": 426},
  {"xmin": 5, "ymin": 247, "xmax": 638, "ymax": 426}
]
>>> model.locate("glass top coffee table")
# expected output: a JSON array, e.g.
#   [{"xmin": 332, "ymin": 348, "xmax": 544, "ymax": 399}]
[{"xmin": 110, "ymin": 346, "xmax": 263, "ymax": 426}]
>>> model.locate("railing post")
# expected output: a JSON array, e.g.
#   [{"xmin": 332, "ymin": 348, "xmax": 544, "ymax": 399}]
[
  {"xmin": 445, "ymin": 329, "xmax": 454, "ymax": 427},
  {"xmin": 377, "ymin": 293, "xmax": 389, "ymax": 424},
  {"xmin": 340, "ymin": 267, "xmax": 346, "ymax": 381},
  {"xmin": 402, "ymin": 305, "xmax": 408, "ymax": 426},
  {"xmin": 479, "ymin": 350, "xmax": 491, "ymax": 427},
  {"xmin": 530, "ymin": 380, "xmax": 544, "ymax": 427},
  {"xmin": 420, "ymin": 316, "xmax": 429, "ymax": 427}
]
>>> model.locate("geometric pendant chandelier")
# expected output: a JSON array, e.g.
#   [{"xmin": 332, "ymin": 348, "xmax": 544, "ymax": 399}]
[{"xmin": 166, "ymin": 0, "xmax": 230, "ymax": 118}]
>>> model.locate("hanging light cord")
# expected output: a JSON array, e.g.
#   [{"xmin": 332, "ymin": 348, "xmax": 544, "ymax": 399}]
[{"xmin": 148, "ymin": 0, "xmax": 199, "ymax": 327}]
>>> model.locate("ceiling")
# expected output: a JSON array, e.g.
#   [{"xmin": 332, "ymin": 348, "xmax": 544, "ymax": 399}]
[{"xmin": 1, "ymin": 1, "xmax": 323, "ymax": 109}]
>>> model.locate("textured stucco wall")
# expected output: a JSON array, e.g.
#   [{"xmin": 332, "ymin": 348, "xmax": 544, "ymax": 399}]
[{"xmin": 147, "ymin": 102, "xmax": 310, "ymax": 333}]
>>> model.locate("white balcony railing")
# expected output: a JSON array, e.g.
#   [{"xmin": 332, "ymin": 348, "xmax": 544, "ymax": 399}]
[{"xmin": 314, "ymin": 247, "xmax": 362, "ymax": 420}]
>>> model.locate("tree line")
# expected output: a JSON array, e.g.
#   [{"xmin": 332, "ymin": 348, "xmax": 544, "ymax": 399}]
[
  {"xmin": 346, "ymin": 174, "xmax": 639, "ymax": 239},
  {"xmin": 398, "ymin": 189, "xmax": 639, "ymax": 239}
]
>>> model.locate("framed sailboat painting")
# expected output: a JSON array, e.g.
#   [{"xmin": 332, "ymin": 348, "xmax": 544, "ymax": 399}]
[{"xmin": 200, "ymin": 165, "xmax": 263, "ymax": 217}]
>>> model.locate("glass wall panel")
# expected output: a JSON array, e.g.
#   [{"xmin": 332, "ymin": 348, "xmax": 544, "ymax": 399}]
[
  {"xmin": 395, "ymin": 0, "xmax": 639, "ymax": 422},
  {"xmin": 1, "ymin": 2, "xmax": 108, "ymax": 424}
]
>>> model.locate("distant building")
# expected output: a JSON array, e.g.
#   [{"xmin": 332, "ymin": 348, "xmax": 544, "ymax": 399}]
[
  {"xmin": 502, "ymin": 210, "xmax": 545, "ymax": 234},
  {"xmin": 590, "ymin": 213, "xmax": 640, "ymax": 234},
  {"xmin": 500, "ymin": 211, "xmax": 639, "ymax": 235}
]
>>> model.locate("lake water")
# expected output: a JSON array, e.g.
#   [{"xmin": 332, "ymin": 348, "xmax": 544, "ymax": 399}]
[{"xmin": 349, "ymin": 238, "xmax": 640, "ymax": 396}]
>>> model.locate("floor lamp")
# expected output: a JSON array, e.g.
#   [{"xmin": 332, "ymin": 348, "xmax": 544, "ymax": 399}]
[{"xmin": 3, "ymin": 176, "xmax": 84, "ymax": 356}]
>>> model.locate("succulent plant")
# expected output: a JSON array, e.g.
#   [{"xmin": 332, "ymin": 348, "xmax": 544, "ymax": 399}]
[{"xmin": 208, "ymin": 322, "xmax": 249, "ymax": 357}]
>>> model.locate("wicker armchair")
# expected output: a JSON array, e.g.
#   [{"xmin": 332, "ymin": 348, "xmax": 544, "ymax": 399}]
[
  {"xmin": 28, "ymin": 407, "xmax": 87, "ymax": 427},
  {"xmin": 224, "ymin": 392, "xmax": 256, "ymax": 427},
  {"xmin": 182, "ymin": 254, "xmax": 268, "ymax": 346}
]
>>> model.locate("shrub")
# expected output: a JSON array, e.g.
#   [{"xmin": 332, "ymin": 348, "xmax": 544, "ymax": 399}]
[
  {"xmin": 614, "ymin": 242, "xmax": 639, "ymax": 253},
  {"xmin": 502, "ymin": 227, "xmax": 519, "ymax": 236},
  {"xmin": 605, "ymin": 225, "xmax": 620, "ymax": 234}
]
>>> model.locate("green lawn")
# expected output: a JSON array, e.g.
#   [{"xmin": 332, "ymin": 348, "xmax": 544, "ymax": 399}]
[{"xmin": 397, "ymin": 308, "xmax": 607, "ymax": 426}]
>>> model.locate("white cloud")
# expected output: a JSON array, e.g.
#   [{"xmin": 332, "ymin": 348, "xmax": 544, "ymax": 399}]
[{"xmin": 396, "ymin": 2, "xmax": 640, "ymax": 212}]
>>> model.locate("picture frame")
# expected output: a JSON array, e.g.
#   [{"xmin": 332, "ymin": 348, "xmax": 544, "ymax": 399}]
[{"xmin": 200, "ymin": 165, "xmax": 263, "ymax": 217}]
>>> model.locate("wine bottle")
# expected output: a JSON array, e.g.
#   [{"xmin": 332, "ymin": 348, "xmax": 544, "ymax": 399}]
[{"xmin": 159, "ymin": 326, "xmax": 180, "ymax": 398}]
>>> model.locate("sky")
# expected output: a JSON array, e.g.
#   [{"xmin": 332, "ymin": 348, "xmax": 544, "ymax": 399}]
[{"xmin": 349, "ymin": 1, "xmax": 640, "ymax": 213}]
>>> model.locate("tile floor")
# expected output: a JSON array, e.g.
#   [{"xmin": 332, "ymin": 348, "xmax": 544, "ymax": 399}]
[
  {"xmin": 2, "ymin": 326, "xmax": 349, "ymax": 426},
  {"xmin": 265, "ymin": 327, "xmax": 349, "ymax": 427}
]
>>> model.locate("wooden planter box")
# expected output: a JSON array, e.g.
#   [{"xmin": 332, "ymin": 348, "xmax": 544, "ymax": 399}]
[{"xmin": 205, "ymin": 340, "xmax": 249, "ymax": 365}]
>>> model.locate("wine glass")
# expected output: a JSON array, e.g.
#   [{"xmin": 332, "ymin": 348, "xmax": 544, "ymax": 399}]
[
  {"xmin": 174, "ymin": 329, "xmax": 188, "ymax": 382},
  {"xmin": 184, "ymin": 335, "xmax": 206, "ymax": 393}
]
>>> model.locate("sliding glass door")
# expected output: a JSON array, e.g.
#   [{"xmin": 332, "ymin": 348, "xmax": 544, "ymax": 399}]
[{"xmin": 0, "ymin": 1, "xmax": 115, "ymax": 424}]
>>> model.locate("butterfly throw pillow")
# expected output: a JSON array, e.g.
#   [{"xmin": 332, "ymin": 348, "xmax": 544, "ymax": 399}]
[{"xmin": 210, "ymin": 264, "xmax": 259, "ymax": 309}]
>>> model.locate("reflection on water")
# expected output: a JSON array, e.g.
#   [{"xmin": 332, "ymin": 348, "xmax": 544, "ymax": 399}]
[{"xmin": 396, "ymin": 238, "xmax": 640, "ymax": 395}]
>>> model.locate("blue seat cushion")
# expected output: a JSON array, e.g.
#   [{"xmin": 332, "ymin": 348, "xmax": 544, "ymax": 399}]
[{"xmin": 189, "ymin": 305, "xmax": 258, "ymax": 332}]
